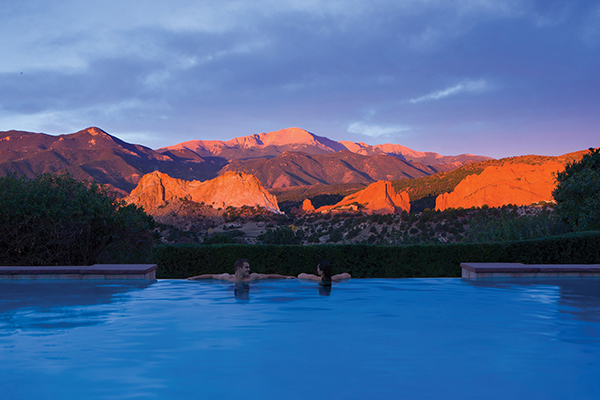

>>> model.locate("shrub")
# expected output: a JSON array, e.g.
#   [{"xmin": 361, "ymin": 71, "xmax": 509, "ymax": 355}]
[
  {"xmin": 346, "ymin": 227, "xmax": 361, "ymax": 239},
  {"xmin": 553, "ymin": 147, "xmax": 600, "ymax": 231},
  {"xmin": 257, "ymin": 226, "xmax": 304, "ymax": 244},
  {"xmin": 327, "ymin": 229, "xmax": 344, "ymax": 243},
  {"xmin": 203, "ymin": 230, "xmax": 245, "ymax": 245},
  {"xmin": 307, "ymin": 233, "xmax": 321, "ymax": 243},
  {"xmin": 465, "ymin": 208, "xmax": 570, "ymax": 243},
  {"xmin": 152, "ymin": 231, "xmax": 600, "ymax": 279},
  {"xmin": 0, "ymin": 172, "xmax": 152, "ymax": 266}
]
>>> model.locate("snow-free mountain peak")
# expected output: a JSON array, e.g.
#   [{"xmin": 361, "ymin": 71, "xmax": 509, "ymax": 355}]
[
  {"xmin": 159, "ymin": 127, "xmax": 491, "ymax": 168},
  {"xmin": 158, "ymin": 127, "xmax": 347, "ymax": 158}
]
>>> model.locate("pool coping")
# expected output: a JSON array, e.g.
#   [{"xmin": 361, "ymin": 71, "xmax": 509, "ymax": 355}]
[
  {"xmin": 0, "ymin": 264, "xmax": 157, "ymax": 280},
  {"xmin": 461, "ymin": 262, "xmax": 600, "ymax": 279}
]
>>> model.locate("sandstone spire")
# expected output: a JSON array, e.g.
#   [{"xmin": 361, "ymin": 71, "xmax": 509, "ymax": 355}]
[{"xmin": 302, "ymin": 198, "xmax": 315, "ymax": 212}]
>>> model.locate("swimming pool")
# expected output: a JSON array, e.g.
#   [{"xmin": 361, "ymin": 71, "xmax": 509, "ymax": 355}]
[{"xmin": 1, "ymin": 278, "xmax": 599, "ymax": 399}]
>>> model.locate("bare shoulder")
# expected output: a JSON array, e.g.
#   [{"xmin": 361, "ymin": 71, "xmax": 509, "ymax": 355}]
[
  {"xmin": 332, "ymin": 273, "xmax": 351, "ymax": 281},
  {"xmin": 247, "ymin": 273, "xmax": 263, "ymax": 281},
  {"xmin": 218, "ymin": 273, "xmax": 235, "ymax": 281}
]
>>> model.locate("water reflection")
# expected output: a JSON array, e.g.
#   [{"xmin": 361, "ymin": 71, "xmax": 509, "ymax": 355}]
[
  {"xmin": 234, "ymin": 283, "xmax": 250, "ymax": 301},
  {"xmin": 466, "ymin": 278, "xmax": 600, "ymax": 324},
  {"xmin": 318, "ymin": 282, "xmax": 332, "ymax": 296},
  {"xmin": 0, "ymin": 280, "xmax": 154, "ymax": 334}
]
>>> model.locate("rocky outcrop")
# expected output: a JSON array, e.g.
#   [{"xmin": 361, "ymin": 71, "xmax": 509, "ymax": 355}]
[
  {"xmin": 302, "ymin": 199, "xmax": 315, "ymax": 212},
  {"xmin": 125, "ymin": 171, "xmax": 281, "ymax": 214},
  {"xmin": 435, "ymin": 162, "xmax": 564, "ymax": 211},
  {"xmin": 316, "ymin": 181, "xmax": 410, "ymax": 214}
]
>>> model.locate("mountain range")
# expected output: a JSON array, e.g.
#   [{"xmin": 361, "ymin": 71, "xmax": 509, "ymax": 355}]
[
  {"xmin": 0, "ymin": 126, "xmax": 489, "ymax": 195},
  {"xmin": 0, "ymin": 127, "xmax": 224, "ymax": 196},
  {"xmin": 158, "ymin": 127, "xmax": 488, "ymax": 171},
  {"xmin": 219, "ymin": 151, "xmax": 436, "ymax": 188}
]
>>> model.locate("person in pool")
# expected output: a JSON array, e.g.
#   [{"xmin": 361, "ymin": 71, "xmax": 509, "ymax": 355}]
[
  {"xmin": 297, "ymin": 260, "xmax": 351, "ymax": 284},
  {"xmin": 187, "ymin": 259, "xmax": 295, "ymax": 282}
]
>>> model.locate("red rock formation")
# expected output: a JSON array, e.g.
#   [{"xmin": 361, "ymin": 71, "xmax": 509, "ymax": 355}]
[
  {"xmin": 301, "ymin": 198, "xmax": 315, "ymax": 212},
  {"xmin": 435, "ymin": 162, "xmax": 564, "ymax": 211},
  {"xmin": 125, "ymin": 171, "xmax": 281, "ymax": 214},
  {"xmin": 316, "ymin": 181, "xmax": 410, "ymax": 214}
]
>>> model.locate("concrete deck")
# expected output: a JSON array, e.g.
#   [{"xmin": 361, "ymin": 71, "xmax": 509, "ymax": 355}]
[
  {"xmin": 461, "ymin": 263, "xmax": 600, "ymax": 279},
  {"xmin": 0, "ymin": 264, "xmax": 157, "ymax": 280}
]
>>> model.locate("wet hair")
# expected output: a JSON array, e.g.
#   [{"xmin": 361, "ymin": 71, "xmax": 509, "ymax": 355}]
[
  {"xmin": 233, "ymin": 258, "xmax": 249, "ymax": 272},
  {"xmin": 318, "ymin": 260, "xmax": 333, "ymax": 283}
]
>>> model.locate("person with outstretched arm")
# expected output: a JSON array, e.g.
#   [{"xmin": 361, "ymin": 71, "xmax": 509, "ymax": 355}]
[
  {"xmin": 188, "ymin": 258, "xmax": 295, "ymax": 282},
  {"xmin": 298, "ymin": 260, "xmax": 350, "ymax": 295}
]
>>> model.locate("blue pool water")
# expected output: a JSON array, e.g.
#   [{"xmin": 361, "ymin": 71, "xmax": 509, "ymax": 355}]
[{"xmin": 1, "ymin": 278, "xmax": 599, "ymax": 400}]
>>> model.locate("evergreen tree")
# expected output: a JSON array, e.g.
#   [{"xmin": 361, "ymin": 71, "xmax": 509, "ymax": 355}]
[{"xmin": 553, "ymin": 148, "xmax": 600, "ymax": 231}]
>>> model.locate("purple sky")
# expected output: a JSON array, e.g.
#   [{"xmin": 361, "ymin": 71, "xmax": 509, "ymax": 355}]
[{"xmin": 1, "ymin": 0, "xmax": 599, "ymax": 158}]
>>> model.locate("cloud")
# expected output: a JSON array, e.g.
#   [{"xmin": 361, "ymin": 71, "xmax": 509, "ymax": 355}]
[
  {"xmin": 0, "ymin": 0, "xmax": 535, "ymax": 73},
  {"xmin": 408, "ymin": 79, "xmax": 491, "ymax": 104},
  {"xmin": 582, "ymin": 4, "xmax": 600, "ymax": 46},
  {"xmin": 347, "ymin": 122, "xmax": 411, "ymax": 137},
  {"xmin": 0, "ymin": 98, "xmax": 169, "ymax": 136},
  {"xmin": 0, "ymin": 109, "xmax": 83, "ymax": 134},
  {"xmin": 1, "ymin": 0, "xmax": 597, "ymax": 154}
]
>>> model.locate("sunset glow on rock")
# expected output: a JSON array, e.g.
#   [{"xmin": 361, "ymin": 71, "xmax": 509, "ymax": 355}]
[
  {"xmin": 316, "ymin": 181, "xmax": 410, "ymax": 214},
  {"xmin": 435, "ymin": 162, "xmax": 565, "ymax": 211},
  {"xmin": 125, "ymin": 171, "xmax": 281, "ymax": 214}
]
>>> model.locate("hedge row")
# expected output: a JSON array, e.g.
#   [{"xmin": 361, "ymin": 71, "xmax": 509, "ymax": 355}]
[{"xmin": 151, "ymin": 231, "xmax": 600, "ymax": 279}]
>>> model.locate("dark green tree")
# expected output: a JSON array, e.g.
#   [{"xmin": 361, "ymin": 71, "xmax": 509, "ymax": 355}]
[
  {"xmin": 257, "ymin": 226, "xmax": 304, "ymax": 244},
  {"xmin": 553, "ymin": 148, "xmax": 600, "ymax": 231},
  {"xmin": 0, "ymin": 173, "xmax": 153, "ymax": 266},
  {"xmin": 203, "ymin": 230, "xmax": 245, "ymax": 245}
]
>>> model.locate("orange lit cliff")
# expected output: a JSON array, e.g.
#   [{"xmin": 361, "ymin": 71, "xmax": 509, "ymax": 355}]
[
  {"xmin": 435, "ymin": 162, "xmax": 564, "ymax": 211},
  {"xmin": 316, "ymin": 181, "xmax": 410, "ymax": 214},
  {"xmin": 125, "ymin": 171, "xmax": 281, "ymax": 214}
]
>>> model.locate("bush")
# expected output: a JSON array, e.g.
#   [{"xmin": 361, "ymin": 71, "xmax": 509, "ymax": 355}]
[
  {"xmin": 0, "ymin": 173, "xmax": 152, "ymax": 266},
  {"xmin": 203, "ymin": 230, "xmax": 245, "ymax": 245},
  {"xmin": 465, "ymin": 208, "xmax": 570, "ymax": 242},
  {"xmin": 152, "ymin": 231, "xmax": 600, "ymax": 279},
  {"xmin": 553, "ymin": 147, "xmax": 600, "ymax": 231},
  {"xmin": 327, "ymin": 229, "xmax": 344, "ymax": 243},
  {"xmin": 257, "ymin": 226, "xmax": 304, "ymax": 244},
  {"xmin": 346, "ymin": 227, "xmax": 361, "ymax": 239}
]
